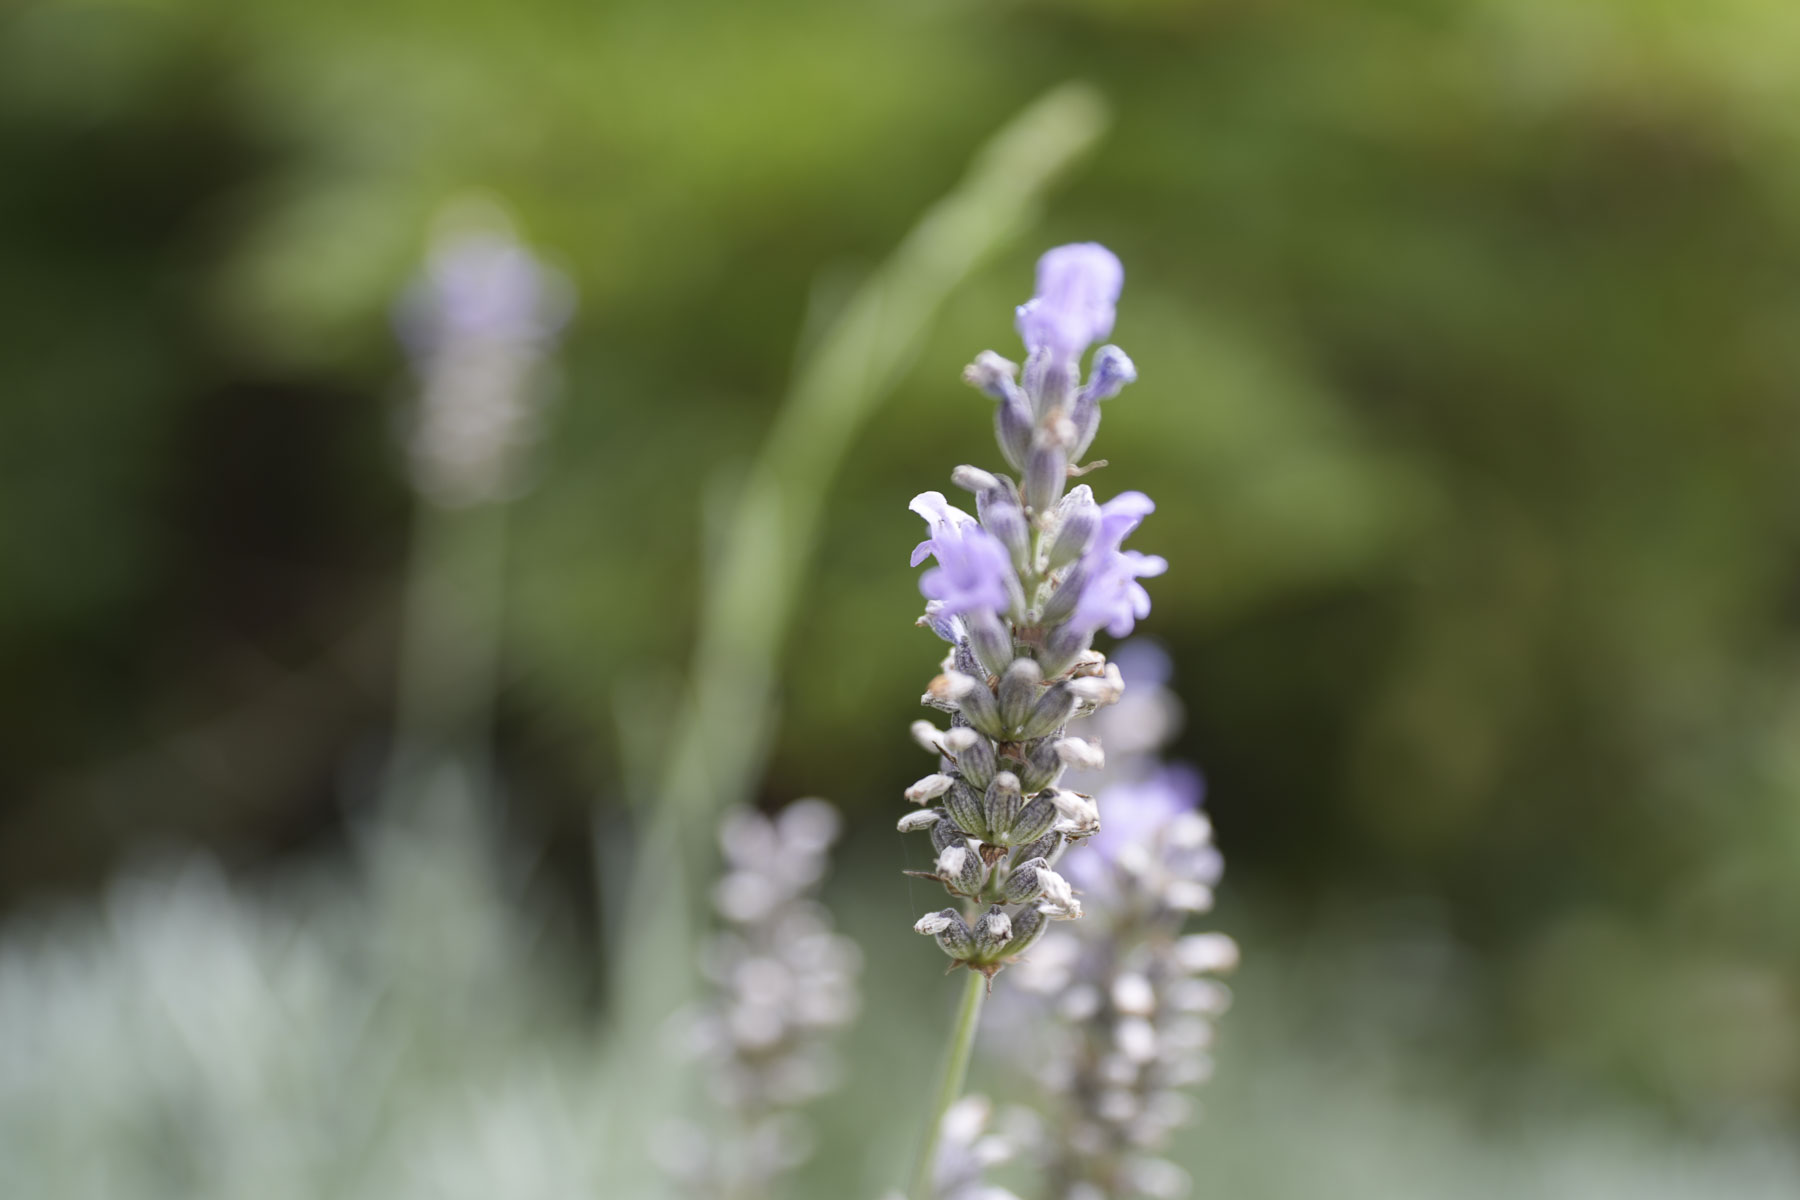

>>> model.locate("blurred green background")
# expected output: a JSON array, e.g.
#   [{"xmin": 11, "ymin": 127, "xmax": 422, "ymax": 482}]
[{"xmin": 4, "ymin": 0, "xmax": 1800, "ymax": 1193}]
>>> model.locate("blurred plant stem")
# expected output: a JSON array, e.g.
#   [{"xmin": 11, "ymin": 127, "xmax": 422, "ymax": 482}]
[
  {"xmin": 385, "ymin": 496, "xmax": 508, "ymax": 822},
  {"xmin": 597, "ymin": 82, "xmax": 1111, "ymax": 1192},
  {"xmin": 908, "ymin": 969, "xmax": 988, "ymax": 1200}
]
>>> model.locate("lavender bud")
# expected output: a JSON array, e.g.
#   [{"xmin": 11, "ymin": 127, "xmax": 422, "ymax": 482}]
[
  {"xmin": 996, "ymin": 658, "xmax": 1043, "ymax": 735},
  {"xmin": 1054, "ymin": 737, "xmax": 1105, "ymax": 771},
  {"xmin": 1038, "ymin": 622, "xmax": 1095, "ymax": 680},
  {"xmin": 905, "ymin": 774, "xmax": 955, "ymax": 804},
  {"xmin": 965, "ymin": 609, "xmax": 1015, "ymax": 680},
  {"xmin": 976, "ymin": 477, "xmax": 1031, "ymax": 574},
  {"xmin": 1002, "ymin": 856, "xmax": 1049, "ymax": 904},
  {"xmin": 897, "ymin": 809, "xmax": 942, "ymax": 834},
  {"xmin": 916, "ymin": 909, "xmax": 975, "ymax": 961},
  {"xmin": 938, "ymin": 671, "xmax": 1005, "ymax": 739},
  {"xmin": 1023, "ymin": 423, "xmax": 1073, "ymax": 516},
  {"xmin": 963, "ymin": 350, "xmax": 1024, "ymax": 403},
  {"xmin": 983, "ymin": 771, "xmax": 1023, "ymax": 839},
  {"xmin": 1008, "ymin": 797, "xmax": 1060, "ymax": 848},
  {"xmin": 930, "ymin": 816, "xmax": 967, "ymax": 856},
  {"xmin": 939, "ymin": 844, "xmax": 985, "ymax": 896},
  {"xmin": 943, "ymin": 779, "xmax": 989, "ymax": 841},
  {"xmin": 1087, "ymin": 344, "xmax": 1135, "ymax": 398},
  {"xmin": 951, "ymin": 731, "xmax": 997, "ymax": 792},
  {"xmin": 1019, "ymin": 683, "xmax": 1079, "ymax": 740},
  {"xmin": 995, "ymin": 392, "xmax": 1035, "ymax": 473},
  {"xmin": 973, "ymin": 905, "xmax": 1014, "ymax": 955},
  {"xmin": 1046, "ymin": 485, "xmax": 1100, "ymax": 572},
  {"xmin": 951, "ymin": 464, "xmax": 1000, "ymax": 495},
  {"xmin": 1000, "ymin": 905, "xmax": 1048, "ymax": 958},
  {"xmin": 1018, "ymin": 737, "xmax": 1065, "ymax": 794},
  {"xmin": 964, "ymin": 352, "xmax": 1036, "ymax": 473}
]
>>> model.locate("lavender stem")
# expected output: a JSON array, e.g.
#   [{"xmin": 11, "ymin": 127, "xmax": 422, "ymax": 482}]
[{"xmin": 909, "ymin": 968, "xmax": 989, "ymax": 1200}]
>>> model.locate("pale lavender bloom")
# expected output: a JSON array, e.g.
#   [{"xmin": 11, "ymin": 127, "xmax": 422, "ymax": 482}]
[
  {"xmin": 1065, "ymin": 492, "xmax": 1166, "ymax": 638},
  {"xmin": 394, "ymin": 207, "xmax": 576, "ymax": 506},
  {"xmin": 1063, "ymin": 766, "xmax": 1203, "ymax": 892},
  {"xmin": 1069, "ymin": 550, "xmax": 1169, "ymax": 639},
  {"xmin": 911, "ymin": 492, "xmax": 1017, "ymax": 618},
  {"xmin": 397, "ymin": 229, "xmax": 573, "ymax": 359},
  {"xmin": 1015, "ymin": 243, "xmax": 1124, "ymax": 362}
]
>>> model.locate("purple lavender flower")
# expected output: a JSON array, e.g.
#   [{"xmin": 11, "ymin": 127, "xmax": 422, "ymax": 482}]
[
  {"xmin": 397, "ymin": 227, "xmax": 573, "ymax": 359},
  {"xmin": 1063, "ymin": 765, "xmax": 1204, "ymax": 892},
  {"xmin": 1014, "ymin": 243, "xmax": 1124, "ymax": 362},
  {"xmin": 1042, "ymin": 490, "xmax": 1167, "ymax": 643},
  {"xmin": 910, "ymin": 492, "xmax": 1017, "ymax": 618},
  {"xmin": 1069, "ymin": 549, "xmax": 1169, "ymax": 639}
]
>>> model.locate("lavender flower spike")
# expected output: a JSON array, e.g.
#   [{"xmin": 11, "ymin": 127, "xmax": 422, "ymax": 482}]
[
  {"xmin": 900, "ymin": 243, "xmax": 1164, "ymax": 985},
  {"xmin": 1007, "ymin": 644, "xmax": 1237, "ymax": 1198}
]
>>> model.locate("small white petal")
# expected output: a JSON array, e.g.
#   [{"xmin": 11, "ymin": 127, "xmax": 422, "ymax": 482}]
[
  {"xmin": 1174, "ymin": 933, "xmax": 1240, "ymax": 974},
  {"xmin": 914, "ymin": 912, "xmax": 954, "ymax": 935},
  {"xmin": 904, "ymin": 773, "xmax": 955, "ymax": 804},
  {"xmin": 1111, "ymin": 973, "xmax": 1156, "ymax": 1016},
  {"xmin": 1053, "ymin": 737, "xmax": 1105, "ymax": 770},
  {"xmin": 1163, "ymin": 881, "xmax": 1214, "ymax": 912},
  {"xmin": 1116, "ymin": 1015, "xmax": 1158, "ymax": 1063},
  {"xmin": 896, "ymin": 810, "xmax": 941, "ymax": 833}
]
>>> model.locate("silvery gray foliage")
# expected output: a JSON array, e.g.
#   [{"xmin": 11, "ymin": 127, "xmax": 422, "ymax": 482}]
[
  {"xmin": 900, "ymin": 244, "xmax": 1164, "ymax": 982},
  {"xmin": 661, "ymin": 799, "xmax": 862, "ymax": 1198},
  {"xmin": 0, "ymin": 807, "xmax": 610, "ymax": 1200},
  {"xmin": 1009, "ymin": 643, "xmax": 1240, "ymax": 1199}
]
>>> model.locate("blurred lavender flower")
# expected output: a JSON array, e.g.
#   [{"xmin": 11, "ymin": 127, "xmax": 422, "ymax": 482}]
[
  {"xmin": 1008, "ymin": 643, "xmax": 1237, "ymax": 1199},
  {"xmin": 662, "ymin": 799, "xmax": 861, "ymax": 1199},
  {"xmin": 880, "ymin": 1096, "xmax": 1039, "ymax": 1200},
  {"xmin": 395, "ymin": 199, "xmax": 575, "ymax": 507},
  {"xmin": 899, "ymin": 244, "xmax": 1161, "ymax": 985}
]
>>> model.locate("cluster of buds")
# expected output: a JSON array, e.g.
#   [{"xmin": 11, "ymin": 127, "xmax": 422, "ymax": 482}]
[
  {"xmin": 395, "ymin": 198, "xmax": 575, "ymax": 507},
  {"xmin": 1010, "ymin": 645, "xmax": 1240, "ymax": 1199},
  {"xmin": 900, "ymin": 244, "xmax": 1163, "ymax": 981},
  {"xmin": 661, "ymin": 799, "xmax": 861, "ymax": 1199}
]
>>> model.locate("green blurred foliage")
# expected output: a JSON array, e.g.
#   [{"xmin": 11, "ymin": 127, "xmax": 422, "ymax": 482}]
[{"xmin": 3, "ymin": 0, "xmax": 1800, "ymax": 1124}]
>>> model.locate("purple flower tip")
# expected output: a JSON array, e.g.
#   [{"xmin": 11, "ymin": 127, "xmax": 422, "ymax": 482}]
[
  {"xmin": 398, "ymin": 229, "xmax": 573, "ymax": 358},
  {"xmin": 1014, "ymin": 243, "xmax": 1123, "ymax": 362}
]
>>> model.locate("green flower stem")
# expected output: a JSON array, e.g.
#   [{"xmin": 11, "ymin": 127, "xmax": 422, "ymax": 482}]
[{"xmin": 909, "ymin": 968, "xmax": 989, "ymax": 1200}]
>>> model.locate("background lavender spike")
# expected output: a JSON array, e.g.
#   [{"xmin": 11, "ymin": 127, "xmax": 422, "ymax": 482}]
[
  {"xmin": 1006, "ymin": 642, "xmax": 1238, "ymax": 1200},
  {"xmin": 662, "ymin": 798, "xmax": 862, "ymax": 1200}
]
